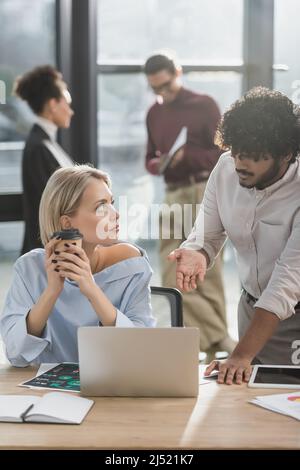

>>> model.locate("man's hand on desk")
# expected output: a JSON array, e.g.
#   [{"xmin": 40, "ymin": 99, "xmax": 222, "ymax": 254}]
[
  {"xmin": 204, "ymin": 308, "xmax": 279, "ymax": 385},
  {"xmin": 204, "ymin": 355, "xmax": 252, "ymax": 385},
  {"xmin": 168, "ymin": 248, "xmax": 208, "ymax": 291}
]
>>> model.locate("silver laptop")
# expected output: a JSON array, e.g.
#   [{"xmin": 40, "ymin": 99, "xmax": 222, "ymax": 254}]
[{"xmin": 78, "ymin": 327, "xmax": 199, "ymax": 397}]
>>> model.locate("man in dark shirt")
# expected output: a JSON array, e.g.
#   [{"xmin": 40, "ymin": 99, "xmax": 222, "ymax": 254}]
[{"xmin": 144, "ymin": 53, "xmax": 235, "ymax": 357}]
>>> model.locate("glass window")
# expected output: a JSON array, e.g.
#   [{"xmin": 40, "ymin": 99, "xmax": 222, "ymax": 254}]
[
  {"xmin": 98, "ymin": 0, "xmax": 243, "ymax": 63},
  {"xmin": 98, "ymin": 73, "xmax": 152, "ymax": 153},
  {"xmin": 183, "ymin": 71, "xmax": 242, "ymax": 112},
  {"xmin": 98, "ymin": 74, "xmax": 164, "ymax": 253},
  {"xmin": 274, "ymin": 0, "xmax": 300, "ymax": 103},
  {"xmin": 0, "ymin": 0, "xmax": 56, "ymax": 258},
  {"xmin": 0, "ymin": 222, "xmax": 24, "ymax": 260},
  {"xmin": 0, "ymin": 0, "xmax": 56, "ymax": 144}
]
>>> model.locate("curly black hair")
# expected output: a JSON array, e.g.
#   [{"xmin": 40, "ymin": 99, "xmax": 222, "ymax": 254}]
[
  {"xmin": 13, "ymin": 65, "xmax": 64, "ymax": 114},
  {"xmin": 216, "ymin": 87, "xmax": 300, "ymax": 162}
]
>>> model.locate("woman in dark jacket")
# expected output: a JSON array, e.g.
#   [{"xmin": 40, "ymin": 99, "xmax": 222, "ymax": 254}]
[{"xmin": 14, "ymin": 65, "xmax": 74, "ymax": 254}]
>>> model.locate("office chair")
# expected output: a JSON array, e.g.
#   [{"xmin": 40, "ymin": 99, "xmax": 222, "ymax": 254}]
[
  {"xmin": 150, "ymin": 287, "xmax": 208, "ymax": 363},
  {"xmin": 150, "ymin": 286, "xmax": 183, "ymax": 327}
]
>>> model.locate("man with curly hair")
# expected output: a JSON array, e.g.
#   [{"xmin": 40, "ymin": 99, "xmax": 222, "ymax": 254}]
[{"xmin": 169, "ymin": 87, "xmax": 300, "ymax": 383}]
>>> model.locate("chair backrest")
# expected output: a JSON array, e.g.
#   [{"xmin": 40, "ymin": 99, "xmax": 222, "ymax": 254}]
[{"xmin": 150, "ymin": 286, "xmax": 183, "ymax": 327}]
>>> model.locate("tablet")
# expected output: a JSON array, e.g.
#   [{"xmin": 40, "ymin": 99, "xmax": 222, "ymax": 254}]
[{"xmin": 248, "ymin": 365, "xmax": 300, "ymax": 389}]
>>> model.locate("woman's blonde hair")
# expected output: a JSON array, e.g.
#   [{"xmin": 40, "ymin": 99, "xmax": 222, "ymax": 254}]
[{"xmin": 39, "ymin": 165, "xmax": 111, "ymax": 246}]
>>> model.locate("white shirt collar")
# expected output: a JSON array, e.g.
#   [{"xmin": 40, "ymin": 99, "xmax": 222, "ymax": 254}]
[{"xmin": 35, "ymin": 116, "xmax": 58, "ymax": 141}]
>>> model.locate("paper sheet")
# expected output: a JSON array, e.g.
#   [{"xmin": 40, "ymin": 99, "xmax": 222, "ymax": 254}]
[
  {"xmin": 36, "ymin": 363, "xmax": 59, "ymax": 377},
  {"xmin": 159, "ymin": 126, "xmax": 187, "ymax": 174},
  {"xmin": 20, "ymin": 363, "xmax": 80, "ymax": 393},
  {"xmin": 168, "ymin": 126, "xmax": 188, "ymax": 157},
  {"xmin": 250, "ymin": 391, "xmax": 300, "ymax": 420}
]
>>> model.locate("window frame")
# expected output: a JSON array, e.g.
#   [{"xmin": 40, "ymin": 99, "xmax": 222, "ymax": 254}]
[
  {"xmin": 0, "ymin": 0, "xmax": 98, "ymax": 223},
  {"xmin": 0, "ymin": 0, "xmax": 274, "ymax": 224}
]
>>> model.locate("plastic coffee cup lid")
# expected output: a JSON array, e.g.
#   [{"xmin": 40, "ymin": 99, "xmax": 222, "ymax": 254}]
[{"xmin": 52, "ymin": 228, "xmax": 83, "ymax": 240}]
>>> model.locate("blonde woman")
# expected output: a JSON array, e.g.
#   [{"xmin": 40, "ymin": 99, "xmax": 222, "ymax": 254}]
[{"xmin": 1, "ymin": 166, "xmax": 155, "ymax": 366}]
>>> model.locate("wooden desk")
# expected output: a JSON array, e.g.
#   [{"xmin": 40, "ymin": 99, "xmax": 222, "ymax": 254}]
[{"xmin": 0, "ymin": 365, "xmax": 299, "ymax": 450}]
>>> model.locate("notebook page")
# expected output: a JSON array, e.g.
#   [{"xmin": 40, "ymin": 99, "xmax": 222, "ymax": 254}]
[
  {"xmin": 27, "ymin": 392, "xmax": 94, "ymax": 424},
  {"xmin": 0, "ymin": 395, "xmax": 40, "ymax": 421}
]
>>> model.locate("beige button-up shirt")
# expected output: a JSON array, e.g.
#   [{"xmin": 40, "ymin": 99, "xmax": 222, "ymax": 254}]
[{"xmin": 181, "ymin": 151, "xmax": 300, "ymax": 321}]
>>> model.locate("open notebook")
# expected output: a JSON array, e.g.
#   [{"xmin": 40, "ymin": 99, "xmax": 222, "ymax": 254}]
[{"xmin": 0, "ymin": 392, "xmax": 94, "ymax": 424}]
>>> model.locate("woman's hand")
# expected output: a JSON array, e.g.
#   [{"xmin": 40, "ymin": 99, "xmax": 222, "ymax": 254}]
[
  {"xmin": 204, "ymin": 354, "xmax": 253, "ymax": 385},
  {"xmin": 55, "ymin": 243, "xmax": 97, "ymax": 298},
  {"xmin": 45, "ymin": 237, "xmax": 65, "ymax": 296}
]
